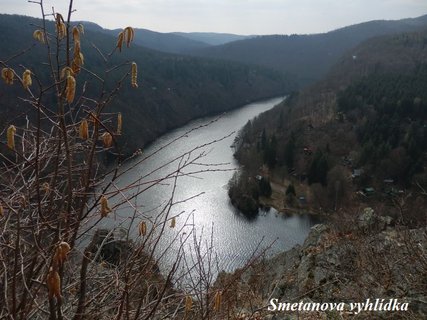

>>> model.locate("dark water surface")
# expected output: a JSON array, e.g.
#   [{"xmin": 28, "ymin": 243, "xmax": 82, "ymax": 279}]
[{"xmin": 88, "ymin": 97, "xmax": 320, "ymax": 283}]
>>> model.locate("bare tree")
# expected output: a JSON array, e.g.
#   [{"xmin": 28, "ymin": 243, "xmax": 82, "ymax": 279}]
[{"xmin": 0, "ymin": 1, "xmax": 266, "ymax": 319}]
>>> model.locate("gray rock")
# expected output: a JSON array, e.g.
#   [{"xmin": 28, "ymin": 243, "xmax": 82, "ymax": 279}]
[
  {"xmin": 358, "ymin": 207, "xmax": 375, "ymax": 229},
  {"xmin": 303, "ymin": 224, "xmax": 329, "ymax": 248},
  {"xmin": 297, "ymin": 254, "xmax": 315, "ymax": 291},
  {"xmin": 358, "ymin": 207, "xmax": 393, "ymax": 231}
]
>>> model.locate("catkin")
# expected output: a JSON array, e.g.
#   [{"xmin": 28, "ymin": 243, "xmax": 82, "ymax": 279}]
[
  {"xmin": 77, "ymin": 23, "xmax": 84, "ymax": 34},
  {"xmin": 0, "ymin": 204, "xmax": 4, "ymax": 216},
  {"xmin": 170, "ymin": 217, "xmax": 176, "ymax": 228},
  {"xmin": 73, "ymin": 40, "xmax": 81, "ymax": 57},
  {"xmin": 131, "ymin": 62, "xmax": 138, "ymax": 88},
  {"xmin": 42, "ymin": 182, "xmax": 50, "ymax": 193},
  {"xmin": 71, "ymin": 51, "xmax": 84, "ymax": 74},
  {"xmin": 124, "ymin": 26, "xmax": 135, "ymax": 47},
  {"xmin": 116, "ymin": 32, "xmax": 124, "ymax": 52},
  {"xmin": 47, "ymin": 268, "xmax": 61, "ymax": 299},
  {"xmin": 100, "ymin": 195, "xmax": 112, "ymax": 217},
  {"xmin": 72, "ymin": 27, "xmax": 83, "ymax": 75},
  {"xmin": 53, "ymin": 242, "xmax": 71, "ymax": 267},
  {"xmin": 58, "ymin": 23, "xmax": 66, "ymax": 39},
  {"xmin": 214, "ymin": 290, "xmax": 222, "ymax": 311},
  {"xmin": 102, "ymin": 132, "xmax": 113, "ymax": 148},
  {"xmin": 72, "ymin": 26, "xmax": 80, "ymax": 43},
  {"xmin": 139, "ymin": 221, "xmax": 147, "ymax": 236},
  {"xmin": 79, "ymin": 119, "xmax": 89, "ymax": 139},
  {"xmin": 7, "ymin": 125, "xmax": 16, "ymax": 150},
  {"xmin": 33, "ymin": 29, "xmax": 45, "ymax": 43},
  {"xmin": 71, "ymin": 60, "xmax": 81, "ymax": 74},
  {"xmin": 75, "ymin": 52, "xmax": 84, "ymax": 66},
  {"xmin": 65, "ymin": 75, "xmax": 76, "ymax": 103},
  {"xmin": 185, "ymin": 295, "xmax": 193, "ymax": 312},
  {"xmin": 117, "ymin": 113, "xmax": 122, "ymax": 135},
  {"xmin": 2, "ymin": 68, "xmax": 15, "ymax": 85},
  {"xmin": 22, "ymin": 69, "xmax": 32, "ymax": 89},
  {"xmin": 61, "ymin": 67, "xmax": 74, "ymax": 79},
  {"xmin": 55, "ymin": 13, "xmax": 66, "ymax": 40},
  {"xmin": 117, "ymin": 27, "xmax": 134, "ymax": 52}
]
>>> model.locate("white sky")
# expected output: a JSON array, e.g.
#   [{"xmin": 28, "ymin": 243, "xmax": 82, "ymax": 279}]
[{"xmin": 1, "ymin": 0, "xmax": 427, "ymax": 35}]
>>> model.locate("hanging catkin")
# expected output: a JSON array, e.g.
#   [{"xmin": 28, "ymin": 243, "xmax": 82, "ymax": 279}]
[
  {"xmin": 22, "ymin": 69, "xmax": 32, "ymax": 89},
  {"xmin": 139, "ymin": 221, "xmax": 147, "ymax": 236},
  {"xmin": 79, "ymin": 119, "xmax": 89, "ymax": 139},
  {"xmin": 117, "ymin": 113, "xmax": 122, "ymax": 135},
  {"xmin": 47, "ymin": 268, "xmax": 61, "ymax": 299},
  {"xmin": 65, "ymin": 75, "xmax": 76, "ymax": 103},
  {"xmin": 7, "ymin": 125, "xmax": 16, "ymax": 150},
  {"xmin": 100, "ymin": 195, "xmax": 112, "ymax": 217},
  {"xmin": 131, "ymin": 62, "xmax": 138, "ymax": 88},
  {"xmin": 102, "ymin": 132, "xmax": 113, "ymax": 148}
]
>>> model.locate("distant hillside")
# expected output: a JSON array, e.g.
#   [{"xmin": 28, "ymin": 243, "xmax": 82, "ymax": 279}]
[
  {"xmin": 190, "ymin": 15, "xmax": 427, "ymax": 86},
  {"xmin": 0, "ymin": 14, "xmax": 293, "ymax": 155},
  {"xmin": 173, "ymin": 32, "xmax": 251, "ymax": 46},
  {"xmin": 230, "ymin": 29, "xmax": 427, "ymax": 222},
  {"xmin": 82, "ymin": 23, "xmax": 210, "ymax": 54},
  {"xmin": 83, "ymin": 24, "xmax": 252, "ymax": 52}
]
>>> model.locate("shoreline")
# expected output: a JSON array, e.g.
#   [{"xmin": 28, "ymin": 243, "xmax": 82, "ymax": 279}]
[
  {"xmin": 124, "ymin": 95, "xmax": 288, "ymax": 158},
  {"xmin": 259, "ymin": 179, "xmax": 323, "ymax": 216}
]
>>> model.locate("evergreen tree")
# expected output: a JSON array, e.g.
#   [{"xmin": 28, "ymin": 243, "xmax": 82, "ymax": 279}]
[
  {"xmin": 284, "ymin": 133, "xmax": 296, "ymax": 169},
  {"xmin": 286, "ymin": 184, "xmax": 296, "ymax": 196},
  {"xmin": 308, "ymin": 150, "xmax": 329, "ymax": 186}
]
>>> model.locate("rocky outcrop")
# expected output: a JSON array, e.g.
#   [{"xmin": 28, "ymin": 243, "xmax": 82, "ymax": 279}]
[{"xmin": 215, "ymin": 213, "xmax": 427, "ymax": 319}]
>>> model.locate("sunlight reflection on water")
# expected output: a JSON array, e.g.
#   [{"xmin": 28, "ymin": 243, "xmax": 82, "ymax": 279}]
[{"xmin": 89, "ymin": 97, "xmax": 320, "ymax": 284}]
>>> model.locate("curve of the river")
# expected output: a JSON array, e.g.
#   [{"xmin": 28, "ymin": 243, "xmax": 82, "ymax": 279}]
[{"xmin": 87, "ymin": 97, "xmax": 320, "ymax": 285}]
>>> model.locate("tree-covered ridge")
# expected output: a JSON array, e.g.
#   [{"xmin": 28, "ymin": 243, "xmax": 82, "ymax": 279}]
[
  {"xmin": 337, "ymin": 66, "xmax": 427, "ymax": 185},
  {"xmin": 88, "ymin": 25, "xmax": 211, "ymax": 54},
  {"xmin": 0, "ymin": 14, "xmax": 293, "ymax": 155},
  {"xmin": 229, "ymin": 30, "xmax": 427, "ymax": 222},
  {"xmin": 190, "ymin": 15, "xmax": 427, "ymax": 86}
]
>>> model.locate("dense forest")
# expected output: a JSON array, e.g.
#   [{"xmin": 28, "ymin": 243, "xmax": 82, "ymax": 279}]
[
  {"xmin": 229, "ymin": 30, "xmax": 427, "ymax": 224},
  {"xmin": 337, "ymin": 66, "xmax": 427, "ymax": 186},
  {"xmin": 0, "ymin": 14, "xmax": 293, "ymax": 155},
  {"xmin": 190, "ymin": 15, "xmax": 427, "ymax": 85}
]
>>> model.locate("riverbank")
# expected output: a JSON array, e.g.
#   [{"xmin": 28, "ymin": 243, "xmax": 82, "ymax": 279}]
[
  {"xmin": 259, "ymin": 177, "xmax": 323, "ymax": 216},
  {"xmin": 105, "ymin": 95, "xmax": 288, "ymax": 163},
  {"xmin": 99, "ymin": 97, "xmax": 319, "ymax": 279}
]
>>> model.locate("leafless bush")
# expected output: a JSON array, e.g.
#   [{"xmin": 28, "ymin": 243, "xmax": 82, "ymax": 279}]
[{"xmin": 0, "ymin": 1, "xmax": 263, "ymax": 319}]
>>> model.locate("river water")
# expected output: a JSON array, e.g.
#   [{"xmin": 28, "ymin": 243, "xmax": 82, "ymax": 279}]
[{"xmin": 88, "ymin": 97, "xmax": 319, "ymax": 284}]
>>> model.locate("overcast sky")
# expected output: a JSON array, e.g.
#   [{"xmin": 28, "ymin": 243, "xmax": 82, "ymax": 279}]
[{"xmin": 2, "ymin": 0, "xmax": 427, "ymax": 35}]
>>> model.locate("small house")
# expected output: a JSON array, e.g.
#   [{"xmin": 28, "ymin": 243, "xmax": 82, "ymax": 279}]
[
  {"xmin": 352, "ymin": 168, "xmax": 364, "ymax": 179},
  {"xmin": 363, "ymin": 187, "xmax": 375, "ymax": 196}
]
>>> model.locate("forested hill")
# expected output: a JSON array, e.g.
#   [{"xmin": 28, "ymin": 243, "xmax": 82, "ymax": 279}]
[
  {"xmin": 232, "ymin": 30, "xmax": 427, "ymax": 223},
  {"xmin": 82, "ymin": 23, "xmax": 211, "ymax": 54},
  {"xmin": 0, "ymin": 14, "xmax": 293, "ymax": 155},
  {"xmin": 172, "ymin": 32, "xmax": 252, "ymax": 46},
  {"xmin": 190, "ymin": 15, "xmax": 427, "ymax": 86},
  {"xmin": 83, "ymin": 24, "xmax": 252, "ymax": 54}
]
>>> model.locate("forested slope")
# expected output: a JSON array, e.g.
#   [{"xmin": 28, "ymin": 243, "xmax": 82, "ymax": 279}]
[
  {"xmin": 230, "ymin": 30, "xmax": 427, "ymax": 223},
  {"xmin": 85, "ymin": 24, "xmax": 211, "ymax": 54},
  {"xmin": 0, "ymin": 14, "xmax": 293, "ymax": 154},
  {"xmin": 190, "ymin": 15, "xmax": 427, "ymax": 85}
]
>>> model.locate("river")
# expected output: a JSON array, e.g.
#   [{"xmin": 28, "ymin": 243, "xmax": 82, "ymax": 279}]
[{"xmin": 86, "ymin": 97, "xmax": 320, "ymax": 285}]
